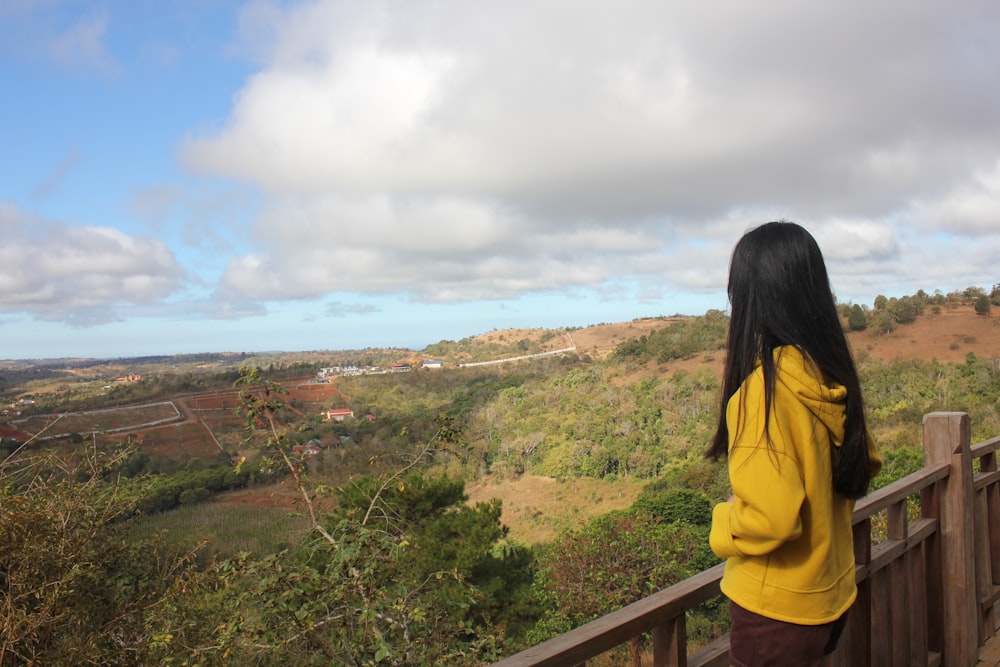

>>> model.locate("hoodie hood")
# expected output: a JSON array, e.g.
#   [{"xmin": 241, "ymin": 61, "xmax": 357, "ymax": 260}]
[{"xmin": 772, "ymin": 346, "xmax": 847, "ymax": 449}]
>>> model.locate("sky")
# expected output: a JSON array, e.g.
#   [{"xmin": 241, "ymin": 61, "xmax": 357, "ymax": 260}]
[{"xmin": 2, "ymin": 1, "xmax": 1000, "ymax": 360}]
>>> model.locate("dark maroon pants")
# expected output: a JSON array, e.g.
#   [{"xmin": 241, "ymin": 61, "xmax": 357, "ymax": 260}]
[{"xmin": 728, "ymin": 601, "xmax": 848, "ymax": 667}]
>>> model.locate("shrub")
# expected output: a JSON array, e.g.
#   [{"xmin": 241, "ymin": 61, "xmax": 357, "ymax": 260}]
[
  {"xmin": 179, "ymin": 487, "xmax": 211, "ymax": 504},
  {"xmin": 847, "ymin": 304, "xmax": 868, "ymax": 331},
  {"xmin": 0, "ymin": 450, "xmax": 195, "ymax": 664},
  {"xmin": 633, "ymin": 487, "xmax": 713, "ymax": 526},
  {"xmin": 975, "ymin": 294, "xmax": 991, "ymax": 316}
]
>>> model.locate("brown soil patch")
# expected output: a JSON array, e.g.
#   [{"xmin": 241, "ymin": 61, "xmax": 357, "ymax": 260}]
[
  {"xmin": 215, "ymin": 481, "xmax": 321, "ymax": 509},
  {"xmin": 115, "ymin": 421, "xmax": 222, "ymax": 463},
  {"xmin": 187, "ymin": 394, "xmax": 241, "ymax": 411},
  {"xmin": 286, "ymin": 381, "xmax": 352, "ymax": 404},
  {"xmin": 470, "ymin": 306, "xmax": 999, "ymax": 372},
  {"xmin": 568, "ymin": 318, "xmax": 685, "ymax": 360},
  {"xmin": 0, "ymin": 423, "xmax": 35, "ymax": 441},
  {"xmin": 183, "ymin": 380, "xmax": 346, "ymax": 411},
  {"xmin": 475, "ymin": 328, "xmax": 568, "ymax": 347},
  {"xmin": 847, "ymin": 305, "xmax": 1000, "ymax": 364},
  {"xmin": 614, "ymin": 307, "xmax": 1000, "ymax": 385},
  {"xmin": 471, "ymin": 318, "xmax": 685, "ymax": 362}
]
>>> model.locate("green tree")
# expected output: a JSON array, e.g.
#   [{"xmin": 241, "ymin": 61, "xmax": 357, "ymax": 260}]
[
  {"xmin": 611, "ymin": 313, "xmax": 728, "ymax": 364},
  {"xmin": 963, "ymin": 286, "xmax": 986, "ymax": 300},
  {"xmin": 336, "ymin": 473, "xmax": 539, "ymax": 643},
  {"xmin": 871, "ymin": 309, "xmax": 896, "ymax": 335},
  {"xmin": 847, "ymin": 304, "xmax": 868, "ymax": 331},
  {"xmin": 893, "ymin": 296, "xmax": 920, "ymax": 324},
  {"xmin": 975, "ymin": 294, "xmax": 992, "ymax": 316}
]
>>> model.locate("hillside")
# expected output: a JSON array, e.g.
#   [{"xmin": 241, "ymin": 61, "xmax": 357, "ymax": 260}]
[
  {"xmin": 848, "ymin": 304, "xmax": 1000, "ymax": 363},
  {"xmin": 467, "ymin": 303, "xmax": 999, "ymax": 542},
  {"xmin": 461, "ymin": 303, "xmax": 998, "ymax": 384},
  {"xmin": 4, "ymin": 302, "xmax": 996, "ymax": 545},
  {"xmin": 475, "ymin": 303, "xmax": 999, "ymax": 366},
  {"xmin": 3, "ymin": 305, "xmax": 994, "ymax": 392},
  {"xmin": 3, "ymin": 299, "xmax": 996, "ymax": 664}
]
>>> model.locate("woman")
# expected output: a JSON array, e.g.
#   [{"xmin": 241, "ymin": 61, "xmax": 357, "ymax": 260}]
[{"xmin": 707, "ymin": 221, "xmax": 882, "ymax": 666}]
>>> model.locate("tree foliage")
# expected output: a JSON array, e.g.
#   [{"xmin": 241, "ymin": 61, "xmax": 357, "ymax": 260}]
[
  {"xmin": 633, "ymin": 485, "xmax": 713, "ymax": 525},
  {"xmin": 611, "ymin": 312, "xmax": 728, "ymax": 364},
  {"xmin": 145, "ymin": 368, "xmax": 536, "ymax": 665},
  {"xmin": 847, "ymin": 303, "xmax": 868, "ymax": 331},
  {"xmin": 530, "ymin": 509, "xmax": 720, "ymax": 649},
  {"xmin": 0, "ymin": 449, "xmax": 196, "ymax": 666},
  {"xmin": 975, "ymin": 294, "xmax": 992, "ymax": 316}
]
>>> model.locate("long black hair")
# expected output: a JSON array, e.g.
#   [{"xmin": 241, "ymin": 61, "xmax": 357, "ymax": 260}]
[{"xmin": 706, "ymin": 221, "xmax": 873, "ymax": 499}]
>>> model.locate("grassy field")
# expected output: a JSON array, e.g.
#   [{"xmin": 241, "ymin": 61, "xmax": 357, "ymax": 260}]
[
  {"xmin": 466, "ymin": 474, "xmax": 648, "ymax": 544},
  {"xmin": 123, "ymin": 501, "xmax": 314, "ymax": 558}
]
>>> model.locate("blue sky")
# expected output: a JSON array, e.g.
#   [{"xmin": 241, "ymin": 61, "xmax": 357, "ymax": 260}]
[{"xmin": 2, "ymin": 1, "xmax": 1000, "ymax": 360}]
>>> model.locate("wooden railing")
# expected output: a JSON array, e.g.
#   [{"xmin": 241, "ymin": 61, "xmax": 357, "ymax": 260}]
[{"xmin": 494, "ymin": 413, "xmax": 1000, "ymax": 667}]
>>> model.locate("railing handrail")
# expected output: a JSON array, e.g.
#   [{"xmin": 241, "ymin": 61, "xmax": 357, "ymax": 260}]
[
  {"xmin": 853, "ymin": 460, "xmax": 950, "ymax": 519},
  {"xmin": 493, "ymin": 412, "xmax": 1000, "ymax": 667},
  {"xmin": 492, "ymin": 564, "xmax": 726, "ymax": 667}
]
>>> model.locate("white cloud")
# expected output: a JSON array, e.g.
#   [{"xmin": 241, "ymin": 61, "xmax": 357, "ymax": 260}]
[
  {"xmin": 212, "ymin": 193, "xmax": 681, "ymax": 304},
  {"xmin": 813, "ymin": 220, "xmax": 900, "ymax": 263},
  {"xmin": 177, "ymin": 0, "xmax": 1000, "ymax": 311},
  {"xmin": 0, "ymin": 203, "xmax": 184, "ymax": 325},
  {"xmin": 918, "ymin": 159, "xmax": 1000, "ymax": 236}
]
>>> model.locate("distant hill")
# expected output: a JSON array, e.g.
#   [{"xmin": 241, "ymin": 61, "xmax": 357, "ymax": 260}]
[
  {"xmin": 847, "ymin": 304, "xmax": 1000, "ymax": 364},
  {"xmin": 467, "ymin": 303, "xmax": 998, "ymax": 375},
  {"xmin": 4, "ymin": 303, "xmax": 993, "ymax": 398}
]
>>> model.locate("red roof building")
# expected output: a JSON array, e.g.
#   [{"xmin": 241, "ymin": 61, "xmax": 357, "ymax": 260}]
[{"xmin": 323, "ymin": 408, "xmax": 354, "ymax": 421}]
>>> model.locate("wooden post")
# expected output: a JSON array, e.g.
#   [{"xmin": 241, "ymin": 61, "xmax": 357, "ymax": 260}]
[
  {"xmin": 887, "ymin": 500, "xmax": 910, "ymax": 665},
  {"xmin": 652, "ymin": 616, "xmax": 686, "ymax": 667},
  {"xmin": 848, "ymin": 518, "xmax": 872, "ymax": 666},
  {"xmin": 976, "ymin": 444, "xmax": 1000, "ymax": 639},
  {"xmin": 923, "ymin": 474, "xmax": 945, "ymax": 660},
  {"xmin": 923, "ymin": 412, "xmax": 978, "ymax": 667}
]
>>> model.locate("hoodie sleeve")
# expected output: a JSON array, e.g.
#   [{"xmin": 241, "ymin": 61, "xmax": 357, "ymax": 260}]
[
  {"xmin": 709, "ymin": 446, "xmax": 806, "ymax": 558},
  {"xmin": 709, "ymin": 368, "xmax": 806, "ymax": 559}
]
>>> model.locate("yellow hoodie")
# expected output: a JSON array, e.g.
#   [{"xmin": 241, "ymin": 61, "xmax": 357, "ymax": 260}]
[{"xmin": 709, "ymin": 346, "xmax": 881, "ymax": 625}]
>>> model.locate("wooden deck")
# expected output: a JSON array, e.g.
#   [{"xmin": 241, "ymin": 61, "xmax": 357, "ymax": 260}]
[
  {"xmin": 977, "ymin": 630, "xmax": 1000, "ymax": 667},
  {"xmin": 494, "ymin": 412, "xmax": 1000, "ymax": 667}
]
